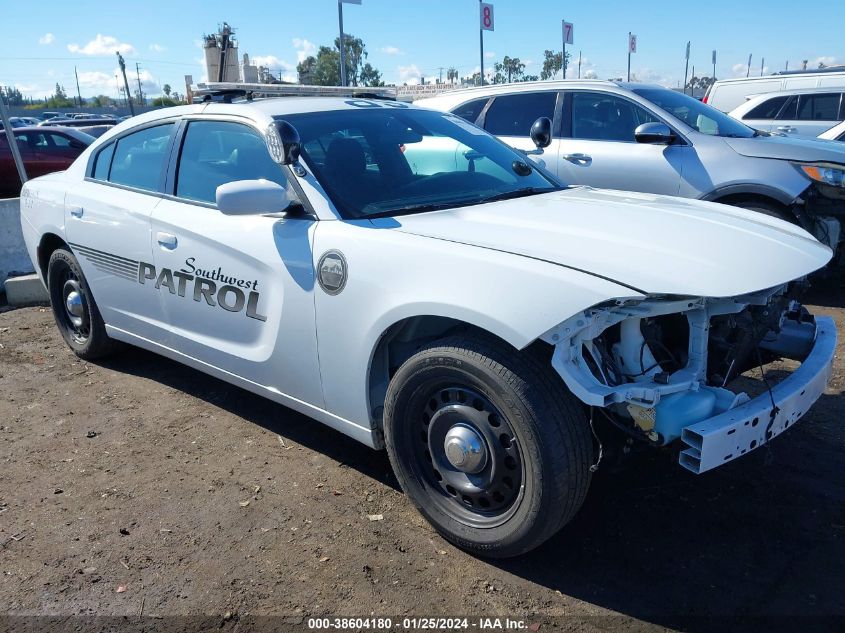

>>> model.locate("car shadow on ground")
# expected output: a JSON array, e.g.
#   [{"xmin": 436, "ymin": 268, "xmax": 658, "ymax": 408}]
[{"xmin": 99, "ymin": 348, "xmax": 844, "ymax": 631}]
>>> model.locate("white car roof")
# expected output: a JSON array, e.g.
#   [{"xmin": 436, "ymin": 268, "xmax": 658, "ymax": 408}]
[{"xmin": 730, "ymin": 87, "xmax": 845, "ymax": 115}]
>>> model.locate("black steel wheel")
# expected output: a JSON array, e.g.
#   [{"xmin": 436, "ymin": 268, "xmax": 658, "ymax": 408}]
[
  {"xmin": 47, "ymin": 248, "xmax": 122, "ymax": 360},
  {"xmin": 384, "ymin": 334, "xmax": 593, "ymax": 558}
]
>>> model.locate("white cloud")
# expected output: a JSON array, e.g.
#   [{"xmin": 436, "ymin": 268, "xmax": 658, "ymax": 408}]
[
  {"xmin": 77, "ymin": 67, "xmax": 161, "ymax": 97},
  {"xmin": 484, "ymin": 51, "xmax": 496, "ymax": 59},
  {"xmin": 68, "ymin": 34, "xmax": 136, "ymax": 56},
  {"xmin": 583, "ymin": 69, "xmax": 598, "ymax": 79},
  {"xmin": 629, "ymin": 69, "xmax": 673, "ymax": 86},
  {"xmin": 251, "ymin": 55, "xmax": 294, "ymax": 71},
  {"xmin": 292, "ymin": 38, "xmax": 316, "ymax": 63},
  {"xmin": 38, "ymin": 33, "xmax": 55, "ymax": 45},
  {"xmin": 380, "ymin": 45, "xmax": 403, "ymax": 56},
  {"xmin": 398, "ymin": 64, "xmax": 422, "ymax": 85},
  {"xmin": 149, "ymin": 43, "xmax": 166, "ymax": 53}
]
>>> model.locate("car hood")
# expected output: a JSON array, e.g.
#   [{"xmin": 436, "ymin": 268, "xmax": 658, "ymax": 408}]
[
  {"xmin": 725, "ymin": 133, "xmax": 845, "ymax": 164},
  {"xmin": 375, "ymin": 188, "xmax": 831, "ymax": 297}
]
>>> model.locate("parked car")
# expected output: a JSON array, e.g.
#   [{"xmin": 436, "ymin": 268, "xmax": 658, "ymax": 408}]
[
  {"xmin": 40, "ymin": 112, "xmax": 65, "ymax": 121},
  {"xmin": 0, "ymin": 127, "xmax": 93, "ymax": 198},
  {"xmin": 39, "ymin": 117, "xmax": 117, "ymax": 130},
  {"xmin": 16, "ymin": 116, "xmax": 42, "ymax": 126},
  {"xmin": 417, "ymin": 80, "xmax": 845, "ymax": 258},
  {"xmin": 704, "ymin": 68, "xmax": 845, "ymax": 113},
  {"xmin": 728, "ymin": 88, "xmax": 844, "ymax": 138},
  {"xmin": 819, "ymin": 120, "xmax": 845, "ymax": 142},
  {"xmin": 0, "ymin": 117, "xmax": 28, "ymax": 130},
  {"xmin": 19, "ymin": 88, "xmax": 836, "ymax": 556}
]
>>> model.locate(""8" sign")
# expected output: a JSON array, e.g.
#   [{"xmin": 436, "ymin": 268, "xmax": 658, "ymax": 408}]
[{"xmin": 480, "ymin": 3, "xmax": 494, "ymax": 31}]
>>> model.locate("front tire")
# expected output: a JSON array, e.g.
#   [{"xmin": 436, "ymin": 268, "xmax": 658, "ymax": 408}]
[
  {"xmin": 383, "ymin": 335, "xmax": 592, "ymax": 558},
  {"xmin": 47, "ymin": 248, "xmax": 122, "ymax": 360}
]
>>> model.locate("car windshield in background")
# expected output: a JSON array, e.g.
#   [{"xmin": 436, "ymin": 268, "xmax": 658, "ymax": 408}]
[
  {"xmin": 632, "ymin": 88, "xmax": 757, "ymax": 138},
  {"xmin": 281, "ymin": 108, "xmax": 560, "ymax": 219}
]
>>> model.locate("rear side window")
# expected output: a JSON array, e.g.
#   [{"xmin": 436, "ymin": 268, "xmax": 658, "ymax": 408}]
[
  {"xmin": 484, "ymin": 92, "xmax": 557, "ymax": 137},
  {"xmin": 93, "ymin": 143, "xmax": 115, "ymax": 180},
  {"xmin": 744, "ymin": 96, "xmax": 788, "ymax": 120},
  {"xmin": 109, "ymin": 124, "xmax": 174, "ymax": 192},
  {"xmin": 795, "ymin": 93, "xmax": 841, "ymax": 121},
  {"xmin": 176, "ymin": 120, "xmax": 287, "ymax": 204},
  {"xmin": 451, "ymin": 98, "xmax": 488, "ymax": 124}
]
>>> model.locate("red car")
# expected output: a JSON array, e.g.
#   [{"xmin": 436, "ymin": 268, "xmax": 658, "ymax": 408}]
[{"xmin": 1, "ymin": 127, "xmax": 94, "ymax": 198}]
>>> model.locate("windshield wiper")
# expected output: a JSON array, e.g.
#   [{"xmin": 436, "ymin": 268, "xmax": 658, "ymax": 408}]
[{"xmin": 476, "ymin": 187, "xmax": 559, "ymax": 204}]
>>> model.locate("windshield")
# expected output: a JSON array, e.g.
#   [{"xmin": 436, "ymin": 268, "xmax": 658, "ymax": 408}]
[
  {"xmin": 281, "ymin": 107, "xmax": 560, "ymax": 219},
  {"xmin": 632, "ymin": 88, "xmax": 757, "ymax": 138}
]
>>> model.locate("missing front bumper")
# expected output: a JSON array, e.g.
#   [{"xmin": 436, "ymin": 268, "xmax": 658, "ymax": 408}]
[{"xmin": 679, "ymin": 316, "xmax": 836, "ymax": 474}]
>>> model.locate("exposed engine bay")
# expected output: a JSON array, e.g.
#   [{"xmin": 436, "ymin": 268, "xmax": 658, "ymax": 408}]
[{"xmin": 542, "ymin": 283, "xmax": 832, "ymax": 473}]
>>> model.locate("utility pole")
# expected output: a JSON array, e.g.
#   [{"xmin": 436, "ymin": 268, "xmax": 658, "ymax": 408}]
[
  {"xmin": 627, "ymin": 33, "xmax": 632, "ymax": 82},
  {"xmin": 561, "ymin": 20, "xmax": 566, "ymax": 79},
  {"xmin": 578, "ymin": 50, "xmax": 582, "ymax": 79},
  {"xmin": 74, "ymin": 66, "xmax": 82, "ymax": 108},
  {"xmin": 683, "ymin": 41, "xmax": 691, "ymax": 95},
  {"xmin": 479, "ymin": 0, "xmax": 485, "ymax": 86},
  {"xmin": 438, "ymin": 67, "xmax": 444, "ymax": 83},
  {"xmin": 785, "ymin": 60, "xmax": 789, "ymax": 71},
  {"xmin": 712, "ymin": 50, "xmax": 717, "ymax": 83},
  {"xmin": 746, "ymin": 53, "xmax": 752, "ymax": 77},
  {"xmin": 135, "ymin": 63, "xmax": 144, "ymax": 106},
  {"xmin": 760, "ymin": 57, "xmax": 765, "ymax": 76},
  {"xmin": 116, "ymin": 52, "xmax": 135, "ymax": 116},
  {"xmin": 0, "ymin": 88, "xmax": 27, "ymax": 186}
]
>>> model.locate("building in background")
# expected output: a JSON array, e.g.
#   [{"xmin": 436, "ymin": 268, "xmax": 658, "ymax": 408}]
[{"xmin": 204, "ymin": 23, "xmax": 240, "ymax": 83}]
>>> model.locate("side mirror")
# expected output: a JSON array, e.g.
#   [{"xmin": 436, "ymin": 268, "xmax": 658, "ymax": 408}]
[
  {"xmin": 216, "ymin": 179, "xmax": 293, "ymax": 216},
  {"xmin": 273, "ymin": 120, "xmax": 302, "ymax": 165},
  {"xmin": 530, "ymin": 117, "xmax": 553, "ymax": 149},
  {"xmin": 635, "ymin": 122, "xmax": 676, "ymax": 145}
]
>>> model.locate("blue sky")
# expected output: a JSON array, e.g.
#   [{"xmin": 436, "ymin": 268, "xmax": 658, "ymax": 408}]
[{"xmin": 4, "ymin": 0, "xmax": 843, "ymax": 99}]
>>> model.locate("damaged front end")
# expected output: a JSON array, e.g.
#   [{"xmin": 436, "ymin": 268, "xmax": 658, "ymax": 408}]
[{"xmin": 542, "ymin": 286, "xmax": 836, "ymax": 473}]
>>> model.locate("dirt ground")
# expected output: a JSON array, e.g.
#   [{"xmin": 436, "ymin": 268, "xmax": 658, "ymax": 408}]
[{"xmin": 0, "ymin": 284, "xmax": 844, "ymax": 633}]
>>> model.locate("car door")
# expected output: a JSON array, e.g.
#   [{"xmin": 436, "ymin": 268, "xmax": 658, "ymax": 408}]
[
  {"xmin": 148, "ymin": 118, "xmax": 324, "ymax": 408},
  {"xmin": 555, "ymin": 90, "xmax": 686, "ymax": 195},
  {"xmin": 774, "ymin": 93, "xmax": 843, "ymax": 137},
  {"xmin": 64, "ymin": 122, "xmax": 175, "ymax": 341},
  {"xmin": 479, "ymin": 91, "xmax": 560, "ymax": 172}
]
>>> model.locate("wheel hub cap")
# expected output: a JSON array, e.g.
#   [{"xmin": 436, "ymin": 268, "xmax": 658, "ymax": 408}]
[
  {"xmin": 62, "ymin": 280, "xmax": 85, "ymax": 328},
  {"xmin": 444, "ymin": 424, "xmax": 487, "ymax": 473}
]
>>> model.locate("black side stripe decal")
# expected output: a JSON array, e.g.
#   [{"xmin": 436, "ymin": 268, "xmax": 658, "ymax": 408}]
[{"xmin": 69, "ymin": 242, "xmax": 140, "ymax": 282}]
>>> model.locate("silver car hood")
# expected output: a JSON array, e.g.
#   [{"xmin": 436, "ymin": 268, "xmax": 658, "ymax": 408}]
[
  {"xmin": 380, "ymin": 188, "xmax": 832, "ymax": 297},
  {"xmin": 725, "ymin": 134, "xmax": 845, "ymax": 164}
]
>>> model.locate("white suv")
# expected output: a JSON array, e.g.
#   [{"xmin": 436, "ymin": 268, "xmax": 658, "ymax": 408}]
[{"xmin": 19, "ymin": 84, "xmax": 836, "ymax": 557}]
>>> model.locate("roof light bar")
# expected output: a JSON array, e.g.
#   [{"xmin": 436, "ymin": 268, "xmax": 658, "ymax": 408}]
[{"xmin": 192, "ymin": 82, "xmax": 397, "ymax": 102}]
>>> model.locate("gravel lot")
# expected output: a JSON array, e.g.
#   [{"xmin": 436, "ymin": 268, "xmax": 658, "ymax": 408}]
[{"xmin": 0, "ymin": 284, "xmax": 843, "ymax": 632}]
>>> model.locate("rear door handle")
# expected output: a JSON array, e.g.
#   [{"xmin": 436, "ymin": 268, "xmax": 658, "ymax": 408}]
[
  {"xmin": 156, "ymin": 232, "xmax": 178, "ymax": 250},
  {"xmin": 563, "ymin": 153, "xmax": 592, "ymax": 164},
  {"xmin": 69, "ymin": 205, "xmax": 84, "ymax": 218}
]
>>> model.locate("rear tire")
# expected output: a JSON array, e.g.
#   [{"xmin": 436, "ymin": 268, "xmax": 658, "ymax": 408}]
[
  {"xmin": 383, "ymin": 335, "xmax": 592, "ymax": 558},
  {"xmin": 47, "ymin": 248, "xmax": 122, "ymax": 360}
]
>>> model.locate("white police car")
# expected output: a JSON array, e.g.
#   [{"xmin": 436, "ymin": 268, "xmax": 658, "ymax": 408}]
[{"xmin": 19, "ymin": 83, "xmax": 837, "ymax": 557}]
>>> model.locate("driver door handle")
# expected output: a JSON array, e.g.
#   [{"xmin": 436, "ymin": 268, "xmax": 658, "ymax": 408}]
[
  {"xmin": 563, "ymin": 153, "xmax": 592, "ymax": 164},
  {"xmin": 69, "ymin": 205, "xmax": 84, "ymax": 218},
  {"xmin": 157, "ymin": 232, "xmax": 178, "ymax": 250}
]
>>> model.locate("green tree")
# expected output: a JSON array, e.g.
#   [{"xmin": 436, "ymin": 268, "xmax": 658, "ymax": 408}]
[
  {"xmin": 91, "ymin": 94, "xmax": 114, "ymax": 107},
  {"xmin": 152, "ymin": 96, "xmax": 177, "ymax": 107},
  {"xmin": 162, "ymin": 84, "xmax": 172, "ymax": 98},
  {"xmin": 2, "ymin": 86, "xmax": 25, "ymax": 106},
  {"xmin": 493, "ymin": 56, "xmax": 526, "ymax": 84},
  {"xmin": 446, "ymin": 67, "xmax": 459, "ymax": 84},
  {"xmin": 45, "ymin": 83, "xmax": 74, "ymax": 108},
  {"xmin": 540, "ymin": 49, "xmax": 571, "ymax": 80},
  {"xmin": 296, "ymin": 33, "xmax": 383, "ymax": 87}
]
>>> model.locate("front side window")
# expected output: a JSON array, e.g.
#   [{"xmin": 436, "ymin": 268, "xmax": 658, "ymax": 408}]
[
  {"xmin": 176, "ymin": 120, "xmax": 288, "ymax": 204},
  {"xmin": 744, "ymin": 95, "xmax": 789, "ymax": 120},
  {"xmin": 632, "ymin": 87, "xmax": 756, "ymax": 138},
  {"xmin": 109, "ymin": 124, "xmax": 174, "ymax": 192},
  {"xmin": 571, "ymin": 92, "xmax": 659, "ymax": 142},
  {"xmin": 796, "ymin": 93, "xmax": 841, "ymax": 121},
  {"xmin": 283, "ymin": 107, "xmax": 559, "ymax": 219},
  {"xmin": 484, "ymin": 92, "xmax": 557, "ymax": 137}
]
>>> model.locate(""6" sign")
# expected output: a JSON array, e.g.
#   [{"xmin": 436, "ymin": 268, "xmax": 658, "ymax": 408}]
[{"xmin": 480, "ymin": 3, "xmax": 494, "ymax": 31}]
